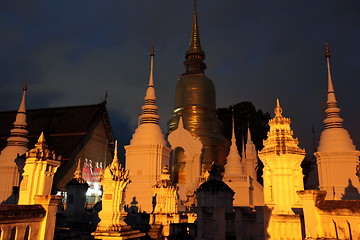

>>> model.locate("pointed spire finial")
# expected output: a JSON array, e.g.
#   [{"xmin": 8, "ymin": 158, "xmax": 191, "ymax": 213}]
[
  {"xmin": 325, "ymin": 42, "xmax": 330, "ymax": 58},
  {"xmin": 6, "ymin": 81, "xmax": 29, "ymax": 148},
  {"xmin": 187, "ymin": 0, "xmax": 203, "ymax": 56},
  {"xmin": 149, "ymin": 43, "xmax": 155, "ymax": 87},
  {"xmin": 38, "ymin": 132, "xmax": 45, "ymax": 143},
  {"xmin": 325, "ymin": 43, "xmax": 336, "ymax": 97},
  {"xmin": 184, "ymin": 0, "xmax": 206, "ymax": 73},
  {"xmin": 140, "ymin": 45, "xmax": 160, "ymax": 125},
  {"xmin": 247, "ymin": 122, "xmax": 252, "ymax": 144},
  {"xmin": 231, "ymin": 108, "xmax": 235, "ymax": 140},
  {"xmin": 162, "ymin": 164, "xmax": 169, "ymax": 174},
  {"xmin": 178, "ymin": 115, "xmax": 184, "ymax": 129},
  {"xmin": 18, "ymin": 79, "xmax": 27, "ymax": 114},
  {"xmin": 74, "ymin": 159, "xmax": 82, "ymax": 179},
  {"xmin": 323, "ymin": 43, "xmax": 343, "ymax": 129},
  {"xmin": 113, "ymin": 140, "xmax": 118, "ymax": 163},
  {"xmin": 23, "ymin": 79, "xmax": 27, "ymax": 91},
  {"xmin": 274, "ymin": 99, "xmax": 283, "ymax": 117},
  {"xmin": 241, "ymin": 134, "xmax": 246, "ymax": 159},
  {"xmin": 35, "ymin": 132, "xmax": 48, "ymax": 149}
]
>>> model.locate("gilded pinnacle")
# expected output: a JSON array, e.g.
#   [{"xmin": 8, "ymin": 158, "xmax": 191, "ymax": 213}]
[
  {"xmin": 36, "ymin": 132, "xmax": 48, "ymax": 148},
  {"xmin": 112, "ymin": 140, "xmax": 119, "ymax": 164},
  {"xmin": 74, "ymin": 159, "xmax": 82, "ymax": 179},
  {"xmin": 187, "ymin": 2, "xmax": 203, "ymax": 57},
  {"xmin": 274, "ymin": 98, "xmax": 283, "ymax": 117},
  {"xmin": 184, "ymin": 0, "xmax": 206, "ymax": 73},
  {"xmin": 325, "ymin": 42, "xmax": 330, "ymax": 58},
  {"xmin": 323, "ymin": 43, "xmax": 343, "ymax": 129}
]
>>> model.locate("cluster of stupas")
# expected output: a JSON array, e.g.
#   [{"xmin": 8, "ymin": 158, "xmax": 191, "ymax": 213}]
[{"xmin": 0, "ymin": 1, "xmax": 359, "ymax": 240}]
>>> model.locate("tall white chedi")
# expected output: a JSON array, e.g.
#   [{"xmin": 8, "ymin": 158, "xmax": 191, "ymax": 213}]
[
  {"xmin": 223, "ymin": 113, "xmax": 244, "ymax": 206},
  {"xmin": 223, "ymin": 112, "xmax": 263, "ymax": 206},
  {"xmin": 258, "ymin": 99, "xmax": 305, "ymax": 214},
  {"xmin": 315, "ymin": 43, "xmax": 360, "ymax": 200},
  {"xmin": 125, "ymin": 46, "xmax": 171, "ymax": 212},
  {"xmin": 0, "ymin": 81, "xmax": 29, "ymax": 202}
]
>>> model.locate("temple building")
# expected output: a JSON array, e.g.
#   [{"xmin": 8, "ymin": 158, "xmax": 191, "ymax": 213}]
[
  {"xmin": 1, "ymin": 2, "xmax": 360, "ymax": 240},
  {"xmin": 0, "ymin": 101, "xmax": 114, "ymax": 203}
]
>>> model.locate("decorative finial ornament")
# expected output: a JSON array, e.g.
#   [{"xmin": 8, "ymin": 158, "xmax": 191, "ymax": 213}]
[
  {"xmin": 178, "ymin": 115, "xmax": 185, "ymax": 129},
  {"xmin": 162, "ymin": 165, "xmax": 170, "ymax": 174},
  {"xmin": 325, "ymin": 43, "xmax": 335, "ymax": 96},
  {"xmin": 231, "ymin": 108, "xmax": 235, "ymax": 141},
  {"xmin": 139, "ymin": 45, "xmax": 160, "ymax": 125},
  {"xmin": 112, "ymin": 140, "xmax": 119, "ymax": 164},
  {"xmin": 325, "ymin": 42, "xmax": 330, "ymax": 58},
  {"xmin": 323, "ymin": 43, "xmax": 343, "ymax": 129},
  {"xmin": 74, "ymin": 159, "xmax": 83, "ymax": 179},
  {"xmin": 23, "ymin": 79, "xmax": 27, "ymax": 91},
  {"xmin": 274, "ymin": 98, "xmax": 283, "ymax": 117},
  {"xmin": 7, "ymin": 80, "xmax": 29, "ymax": 148},
  {"xmin": 148, "ymin": 43, "xmax": 155, "ymax": 87},
  {"xmin": 35, "ymin": 132, "xmax": 48, "ymax": 148},
  {"xmin": 184, "ymin": 0, "xmax": 206, "ymax": 74},
  {"xmin": 27, "ymin": 132, "xmax": 61, "ymax": 161}
]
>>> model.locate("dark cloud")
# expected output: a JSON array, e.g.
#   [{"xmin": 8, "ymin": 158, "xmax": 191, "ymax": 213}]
[{"xmin": 1, "ymin": 0, "xmax": 360, "ymax": 157}]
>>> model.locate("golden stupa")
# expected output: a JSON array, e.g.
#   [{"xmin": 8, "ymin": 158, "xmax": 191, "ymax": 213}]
[{"xmin": 168, "ymin": 1, "xmax": 229, "ymax": 170}]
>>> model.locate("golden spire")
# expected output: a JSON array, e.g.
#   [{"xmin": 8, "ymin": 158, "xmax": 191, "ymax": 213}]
[
  {"xmin": 184, "ymin": 0, "xmax": 206, "ymax": 74},
  {"xmin": 74, "ymin": 159, "xmax": 83, "ymax": 179},
  {"xmin": 274, "ymin": 98, "xmax": 283, "ymax": 117},
  {"xmin": 112, "ymin": 140, "xmax": 119, "ymax": 165},
  {"xmin": 35, "ymin": 132, "xmax": 47, "ymax": 149},
  {"xmin": 323, "ymin": 43, "xmax": 343, "ymax": 129},
  {"xmin": 187, "ymin": 0, "xmax": 203, "ymax": 56}
]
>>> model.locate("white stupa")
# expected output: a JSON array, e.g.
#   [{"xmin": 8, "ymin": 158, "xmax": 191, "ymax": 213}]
[
  {"xmin": 315, "ymin": 43, "xmax": 360, "ymax": 200},
  {"xmin": 0, "ymin": 81, "xmax": 29, "ymax": 202},
  {"xmin": 125, "ymin": 46, "xmax": 171, "ymax": 212}
]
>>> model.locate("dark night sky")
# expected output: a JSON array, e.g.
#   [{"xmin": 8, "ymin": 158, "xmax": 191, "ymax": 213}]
[{"xmin": 1, "ymin": 1, "xmax": 360, "ymax": 159}]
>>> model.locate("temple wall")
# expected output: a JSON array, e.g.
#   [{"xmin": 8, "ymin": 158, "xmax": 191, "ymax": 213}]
[
  {"xmin": 299, "ymin": 190, "xmax": 360, "ymax": 239},
  {"xmin": 0, "ymin": 204, "xmax": 46, "ymax": 240}
]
